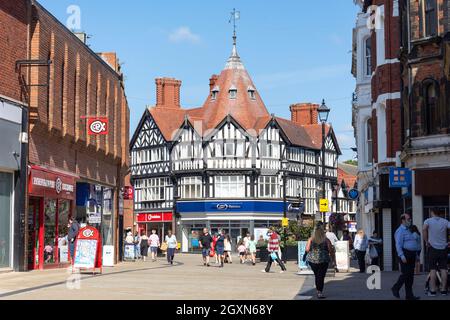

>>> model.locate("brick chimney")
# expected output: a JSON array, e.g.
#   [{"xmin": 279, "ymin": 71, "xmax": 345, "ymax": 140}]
[
  {"xmin": 290, "ymin": 103, "xmax": 319, "ymax": 125},
  {"xmin": 98, "ymin": 52, "xmax": 119, "ymax": 72},
  {"xmin": 155, "ymin": 77, "xmax": 182, "ymax": 108},
  {"xmin": 209, "ymin": 74, "xmax": 219, "ymax": 92}
]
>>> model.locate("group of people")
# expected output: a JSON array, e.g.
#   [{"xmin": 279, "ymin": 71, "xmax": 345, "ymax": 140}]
[
  {"xmin": 125, "ymin": 229, "xmax": 178, "ymax": 264},
  {"xmin": 197, "ymin": 229, "xmax": 261, "ymax": 268},
  {"xmin": 391, "ymin": 210, "xmax": 449, "ymax": 300}
]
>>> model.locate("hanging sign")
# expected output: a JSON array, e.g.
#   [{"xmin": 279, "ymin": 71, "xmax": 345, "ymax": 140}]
[
  {"xmin": 87, "ymin": 117, "xmax": 108, "ymax": 135},
  {"xmin": 73, "ymin": 226, "xmax": 102, "ymax": 273}
]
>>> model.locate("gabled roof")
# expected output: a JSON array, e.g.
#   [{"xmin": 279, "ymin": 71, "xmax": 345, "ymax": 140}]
[
  {"xmin": 132, "ymin": 39, "xmax": 341, "ymax": 154},
  {"xmin": 338, "ymin": 163, "xmax": 358, "ymax": 189}
]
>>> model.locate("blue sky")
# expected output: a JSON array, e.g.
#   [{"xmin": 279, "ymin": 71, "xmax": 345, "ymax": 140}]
[{"xmin": 39, "ymin": 0, "xmax": 359, "ymax": 161}]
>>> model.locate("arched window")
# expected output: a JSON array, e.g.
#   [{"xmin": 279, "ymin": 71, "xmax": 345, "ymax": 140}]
[
  {"xmin": 423, "ymin": 80, "xmax": 439, "ymax": 134},
  {"xmin": 366, "ymin": 118, "xmax": 373, "ymax": 165},
  {"xmin": 364, "ymin": 37, "xmax": 372, "ymax": 76}
]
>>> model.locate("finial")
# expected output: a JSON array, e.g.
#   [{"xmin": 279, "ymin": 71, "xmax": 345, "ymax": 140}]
[{"xmin": 229, "ymin": 8, "xmax": 240, "ymax": 47}]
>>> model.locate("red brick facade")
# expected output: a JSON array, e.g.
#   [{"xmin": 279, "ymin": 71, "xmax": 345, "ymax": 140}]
[{"xmin": 0, "ymin": 0, "xmax": 28, "ymax": 103}]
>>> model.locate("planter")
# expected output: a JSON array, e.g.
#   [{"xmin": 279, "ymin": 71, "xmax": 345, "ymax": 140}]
[{"xmin": 257, "ymin": 248, "xmax": 269, "ymax": 262}]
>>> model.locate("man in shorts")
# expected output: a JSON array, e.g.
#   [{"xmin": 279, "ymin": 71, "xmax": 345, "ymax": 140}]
[
  {"xmin": 199, "ymin": 228, "xmax": 213, "ymax": 267},
  {"xmin": 423, "ymin": 209, "xmax": 450, "ymax": 296}
]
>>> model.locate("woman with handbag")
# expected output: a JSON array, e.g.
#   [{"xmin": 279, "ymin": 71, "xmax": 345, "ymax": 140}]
[{"xmin": 305, "ymin": 226, "xmax": 335, "ymax": 299}]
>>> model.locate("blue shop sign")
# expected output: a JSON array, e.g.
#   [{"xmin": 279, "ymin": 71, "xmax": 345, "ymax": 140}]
[
  {"xmin": 177, "ymin": 200, "xmax": 286, "ymax": 214},
  {"xmin": 348, "ymin": 189, "xmax": 360, "ymax": 200},
  {"xmin": 389, "ymin": 167, "xmax": 412, "ymax": 188}
]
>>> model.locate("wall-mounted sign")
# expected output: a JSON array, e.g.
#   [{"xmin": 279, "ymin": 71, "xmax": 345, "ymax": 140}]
[
  {"xmin": 348, "ymin": 189, "xmax": 360, "ymax": 200},
  {"xmin": 87, "ymin": 117, "xmax": 108, "ymax": 135},
  {"xmin": 389, "ymin": 167, "xmax": 412, "ymax": 188},
  {"xmin": 137, "ymin": 212, "xmax": 173, "ymax": 223},
  {"xmin": 28, "ymin": 166, "xmax": 75, "ymax": 200},
  {"xmin": 123, "ymin": 186, "xmax": 134, "ymax": 200}
]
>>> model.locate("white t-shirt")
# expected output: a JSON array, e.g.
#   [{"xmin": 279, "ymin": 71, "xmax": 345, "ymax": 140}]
[
  {"xmin": 149, "ymin": 234, "xmax": 160, "ymax": 247},
  {"xmin": 424, "ymin": 217, "xmax": 450, "ymax": 250},
  {"xmin": 165, "ymin": 235, "xmax": 177, "ymax": 249},
  {"xmin": 326, "ymin": 232, "xmax": 339, "ymax": 247},
  {"xmin": 243, "ymin": 237, "xmax": 250, "ymax": 249}
]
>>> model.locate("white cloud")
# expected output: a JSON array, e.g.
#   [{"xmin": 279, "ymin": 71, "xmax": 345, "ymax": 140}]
[{"xmin": 168, "ymin": 27, "xmax": 201, "ymax": 44}]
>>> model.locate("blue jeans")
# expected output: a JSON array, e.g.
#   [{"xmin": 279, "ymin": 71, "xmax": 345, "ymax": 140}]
[
  {"xmin": 69, "ymin": 241, "xmax": 75, "ymax": 262},
  {"xmin": 167, "ymin": 248, "xmax": 175, "ymax": 263}
]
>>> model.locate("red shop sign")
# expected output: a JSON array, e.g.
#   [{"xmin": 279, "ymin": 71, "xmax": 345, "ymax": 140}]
[
  {"xmin": 87, "ymin": 117, "xmax": 108, "ymax": 135},
  {"xmin": 123, "ymin": 186, "xmax": 134, "ymax": 200},
  {"xmin": 137, "ymin": 212, "xmax": 173, "ymax": 223},
  {"xmin": 28, "ymin": 166, "xmax": 76, "ymax": 200}
]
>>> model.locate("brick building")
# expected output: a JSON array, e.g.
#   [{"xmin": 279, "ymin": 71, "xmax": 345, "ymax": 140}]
[
  {"xmin": 0, "ymin": 0, "xmax": 29, "ymax": 271},
  {"xmin": 399, "ymin": 0, "xmax": 450, "ymax": 270},
  {"xmin": 352, "ymin": 0, "xmax": 403, "ymax": 271},
  {"xmin": 1, "ymin": 0, "xmax": 130, "ymax": 271}
]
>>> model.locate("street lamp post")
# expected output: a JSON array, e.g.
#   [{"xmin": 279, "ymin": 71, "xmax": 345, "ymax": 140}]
[
  {"xmin": 281, "ymin": 159, "xmax": 289, "ymax": 263},
  {"xmin": 318, "ymin": 99, "xmax": 330, "ymax": 226}
]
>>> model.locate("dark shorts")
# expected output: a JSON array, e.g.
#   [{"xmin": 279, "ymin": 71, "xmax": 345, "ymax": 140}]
[
  {"xmin": 239, "ymin": 252, "xmax": 245, "ymax": 256},
  {"xmin": 150, "ymin": 247, "xmax": 158, "ymax": 254},
  {"xmin": 216, "ymin": 246, "xmax": 224, "ymax": 255},
  {"xmin": 201, "ymin": 248, "xmax": 210, "ymax": 257},
  {"xmin": 428, "ymin": 247, "xmax": 448, "ymax": 270}
]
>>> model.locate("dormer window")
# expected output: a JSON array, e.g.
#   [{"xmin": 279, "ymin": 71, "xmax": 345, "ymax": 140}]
[
  {"xmin": 248, "ymin": 86, "xmax": 256, "ymax": 100},
  {"xmin": 211, "ymin": 86, "xmax": 219, "ymax": 100},
  {"xmin": 229, "ymin": 85, "xmax": 237, "ymax": 99}
]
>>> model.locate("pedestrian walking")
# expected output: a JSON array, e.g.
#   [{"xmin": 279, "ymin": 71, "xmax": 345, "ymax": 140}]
[
  {"xmin": 409, "ymin": 225, "xmax": 422, "ymax": 275},
  {"xmin": 67, "ymin": 217, "xmax": 80, "ymax": 262},
  {"xmin": 165, "ymin": 230, "xmax": 177, "ymax": 265},
  {"xmin": 224, "ymin": 234, "xmax": 233, "ymax": 264},
  {"xmin": 215, "ymin": 230, "xmax": 226, "ymax": 268},
  {"xmin": 199, "ymin": 228, "xmax": 213, "ymax": 267},
  {"xmin": 325, "ymin": 226, "xmax": 339, "ymax": 271},
  {"xmin": 248, "ymin": 235, "xmax": 257, "ymax": 266},
  {"xmin": 391, "ymin": 213, "xmax": 420, "ymax": 300},
  {"xmin": 354, "ymin": 229, "xmax": 369, "ymax": 273},
  {"xmin": 243, "ymin": 232, "xmax": 251, "ymax": 262},
  {"xmin": 134, "ymin": 232, "xmax": 141, "ymax": 260},
  {"xmin": 305, "ymin": 225, "xmax": 335, "ymax": 299},
  {"xmin": 262, "ymin": 227, "xmax": 286, "ymax": 273},
  {"xmin": 149, "ymin": 229, "xmax": 160, "ymax": 262},
  {"xmin": 368, "ymin": 231, "xmax": 383, "ymax": 266},
  {"xmin": 140, "ymin": 233, "xmax": 149, "ymax": 262},
  {"xmin": 237, "ymin": 241, "xmax": 246, "ymax": 264},
  {"xmin": 423, "ymin": 209, "xmax": 450, "ymax": 296}
]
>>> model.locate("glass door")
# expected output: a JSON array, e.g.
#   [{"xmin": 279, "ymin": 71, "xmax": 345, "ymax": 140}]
[
  {"xmin": 43, "ymin": 199, "xmax": 57, "ymax": 265},
  {"xmin": 0, "ymin": 172, "xmax": 12, "ymax": 268},
  {"xmin": 27, "ymin": 197, "xmax": 43, "ymax": 270}
]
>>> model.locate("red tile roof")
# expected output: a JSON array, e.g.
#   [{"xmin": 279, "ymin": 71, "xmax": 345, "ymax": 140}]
[{"xmin": 338, "ymin": 165, "xmax": 357, "ymax": 189}]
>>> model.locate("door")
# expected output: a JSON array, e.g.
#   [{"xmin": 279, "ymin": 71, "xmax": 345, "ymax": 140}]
[{"xmin": 27, "ymin": 198, "xmax": 43, "ymax": 270}]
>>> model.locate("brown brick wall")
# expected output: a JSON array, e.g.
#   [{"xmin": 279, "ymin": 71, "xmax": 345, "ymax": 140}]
[
  {"xmin": 0, "ymin": 0, "xmax": 28, "ymax": 103},
  {"xmin": 27, "ymin": 2, "xmax": 129, "ymax": 186}
]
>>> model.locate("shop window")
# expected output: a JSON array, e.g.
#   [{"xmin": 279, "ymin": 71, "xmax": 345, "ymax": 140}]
[
  {"xmin": 44, "ymin": 199, "xmax": 57, "ymax": 265},
  {"xmin": 57, "ymin": 200, "xmax": 70, "ymax": 263}
]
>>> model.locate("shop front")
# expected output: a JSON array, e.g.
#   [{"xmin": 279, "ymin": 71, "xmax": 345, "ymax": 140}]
[
  {"xmin": 136, "ymin": 212, "xmax": 173, "ymax": 240},
  {"xmin": 177, "ymin": 200, "xmax": 284, "ymax": 253},
  {"xmin": 76, "ymin": 182, "xmax": 115, "ymax": 266},
  {"xmin": 27, "ymin": 166, "xmax": 76, "ymax": 270}
]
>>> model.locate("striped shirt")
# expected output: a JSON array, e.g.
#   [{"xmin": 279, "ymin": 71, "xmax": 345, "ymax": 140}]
[{"xmin": 268, "ymin": 232, "xmax": 280, "ymax": 252}]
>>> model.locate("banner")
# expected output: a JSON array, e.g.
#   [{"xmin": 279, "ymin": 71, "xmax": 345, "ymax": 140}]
[{"xmin": 298, "ymin": 241, "xmax": 308, "ymax": 269}]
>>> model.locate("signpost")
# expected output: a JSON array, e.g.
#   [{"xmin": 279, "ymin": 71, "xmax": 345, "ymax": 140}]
[
  {"xmin": 319, "ymin": 199, "xmax": 329, "ymax": 212},
  {"xmin": 73, "ymin": 226, "xmax": 102, "ymax": 274}
]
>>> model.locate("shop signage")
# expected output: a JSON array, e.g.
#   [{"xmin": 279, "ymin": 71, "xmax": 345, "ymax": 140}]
[
  {"xmin": 348, "ymin": 222, "xmax": 357, "ymax": 232},
  {"xmin": 87, "ymin": 117, "xmax": 108, "ymax": 135},
  {"xmin": 73, "ymin": 226, "xmax": 102, "ymax": 273},
  {"xmin": 28, "ymin": 166, "xmax": 76, "ymax": 200},
  {"xmin": 177, "ymin": 200, "xmax": 285, "ymax": 214},
  {"xmin": 282, "ymin": 218, "xmax": 289, "ymax": 227},
  {"xmin": 137, "ymin": 212, "xmax": 173, "ymax": 222},
  {"xmin": 389, "ymin": 167, "xmax": 412, "ymax": 188},
  {"xmin": 216, "ymin": 203, "xmax": 241, "ymax": 210},
  {"xmin": 123, "ymin": 186, "xmax": 134, "ymax": 200}
]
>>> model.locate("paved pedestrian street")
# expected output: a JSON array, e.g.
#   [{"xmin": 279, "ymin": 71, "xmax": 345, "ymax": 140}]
[{"xmin": 0, "ymin": 254, "xmax": 448, "ymax": 300}]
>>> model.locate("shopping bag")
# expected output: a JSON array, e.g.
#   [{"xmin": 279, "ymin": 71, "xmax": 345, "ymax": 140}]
[
  {"xmin": 270, "ymin": 252, "xmax": 278, "ymax": 261},
  {"xmin": 365, "ymin": 249, "xmax": 372, "ymax": 265},
  {"xmin": 209, "ymin": 248, "xmax": 215, "ymax": 257},
  {"xmin": 369, "ymin": 245, "xmax": 378, "ymax": 259},
  {"xmin": 160, "ymin": 242, "xmax": 168, "ymax": 251}
]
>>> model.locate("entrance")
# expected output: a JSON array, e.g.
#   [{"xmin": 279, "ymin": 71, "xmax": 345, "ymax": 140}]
[{"xmin": 27, "ymin": 197, "xmax": 72, "ymax": 270}]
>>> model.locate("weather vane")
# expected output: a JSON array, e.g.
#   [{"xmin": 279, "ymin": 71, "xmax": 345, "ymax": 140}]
[{"xmin": 229, "ymin": 8, "xmax": 240, "ymax": 45}]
